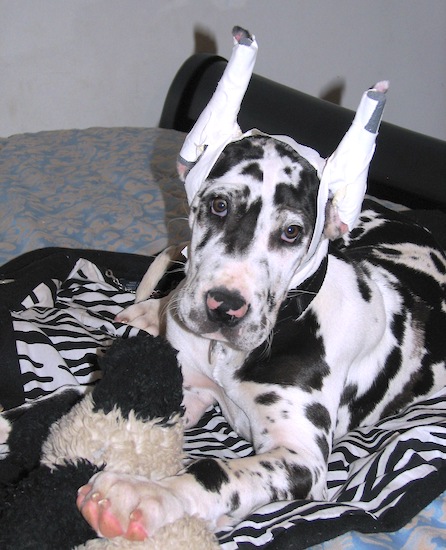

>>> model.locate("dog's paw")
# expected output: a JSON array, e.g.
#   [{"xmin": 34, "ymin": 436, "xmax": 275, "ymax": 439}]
[
  {"xmin": 114, "ymin": 299, "xmax": 162, "ymax": 336},
  {"xmin": 77, "ymin": 471, "xmax": 186, "ymax": 541}
]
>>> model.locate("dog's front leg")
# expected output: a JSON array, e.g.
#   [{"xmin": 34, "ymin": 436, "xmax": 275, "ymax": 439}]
[
  {"xmin": 115, "ymin": 294, "xmax": 171, "ymax": 336},
  {"xmin": 76, "ymin": 446, "xmax": 325, "ymax": 540}
]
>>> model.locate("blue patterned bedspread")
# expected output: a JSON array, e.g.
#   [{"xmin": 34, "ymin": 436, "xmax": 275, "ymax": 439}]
[
  {"xmin": 0, "ymin": 127, "xmax": 189, "ymax": 266},
  {"xmin": 0, "ymin": 126, "xmax": 444, "ymax": 548}
]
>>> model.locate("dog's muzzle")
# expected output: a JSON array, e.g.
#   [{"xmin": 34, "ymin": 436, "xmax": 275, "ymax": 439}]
[{"xmin": 206, "ymin": 288, "xmax": 249, "ymax": 328}]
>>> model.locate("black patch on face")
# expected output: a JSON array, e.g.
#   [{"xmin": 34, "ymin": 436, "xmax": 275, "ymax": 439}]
[
  {"xmin": 186, "ymin": 458, "xmax": 229, "ymax": 493},
  {"xmin": 273, "ymin": 141, "xmax": 316, "ymax": 175},
  {"xmin": 306, "ymin": 403, "xmax": 331, "ymax": 433},
  {"xmin": 268, "ymin": 168, "xmax": 319, "ymax": 252},
  {"xmin": 274, "ymin": 168, "xmax": 318, "ymax": 225},
  {"xmin": 274, "ymin": 177, "xmax": 316, "ymax": 220},
  {"xmin": 255, "ymin": 391, "xmax": 281, "ymax": 406},
  {"xmin": 242, "ymin": 161, "xmax": 263, "ymax": 181},
  {"xmin": 195, "ymin": 227, "xmax": 214, "ymax": 252},
  {"xmin": 221, "ymin": 197, "xmax": 263, "ymax": 255},
  {"xmin": 208, "ymin": 137, "xmax": 265, "ymax": 180},
  {"xmin": 196, "ymin": 180, "xmax": 261, "ymax": 255}
]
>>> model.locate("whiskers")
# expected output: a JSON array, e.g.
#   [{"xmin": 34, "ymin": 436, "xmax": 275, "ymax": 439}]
[
  {"xmin": 286, "ymin": 288, "xmax": 317, "ymax": 299},
  {"xmin": 162, "ymin": 285, "xmax": 184, "ymax": 317},
  {"xmin": 254, "ymin": 315, "xmax": 274, "ymax": 360}
]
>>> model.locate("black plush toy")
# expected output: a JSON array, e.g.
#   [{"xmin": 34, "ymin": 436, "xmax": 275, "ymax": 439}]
[{"xmin": 0, "ymin": 334, "xmax": 218, "ymax": 550}]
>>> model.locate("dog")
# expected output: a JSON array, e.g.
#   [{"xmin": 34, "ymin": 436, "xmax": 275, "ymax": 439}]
[{"xmin": 76, "ymin": 133, "xmax": 446, "ymax": 541}]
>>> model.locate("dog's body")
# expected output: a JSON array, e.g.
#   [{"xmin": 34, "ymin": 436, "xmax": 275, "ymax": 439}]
[{"xmin": 77, "ymin": 135, "xmax": 446, "ymax": 540}]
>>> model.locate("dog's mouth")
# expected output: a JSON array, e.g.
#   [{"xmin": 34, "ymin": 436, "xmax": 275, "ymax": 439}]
[{"xmin": 176, "ymin": 288, "xmax": 270, "ymax": 352}]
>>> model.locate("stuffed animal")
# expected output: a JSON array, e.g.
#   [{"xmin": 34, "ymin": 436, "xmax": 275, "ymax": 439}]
[{"xmin": 0, "ymin": 334, "xmax": 219, "ymax": 550}]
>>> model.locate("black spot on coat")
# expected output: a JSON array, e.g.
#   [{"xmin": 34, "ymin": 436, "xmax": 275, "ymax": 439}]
[
  {"xmin": 306, "ymin": 403, "xmax": 331, "ymax": 432},
  {"xmin": 186, "ymin": 458, "xmax": 229, "ymax": 492},
  {"xmin": 255, "ymin": 392, "xmax": 281, "ymax": 406}
]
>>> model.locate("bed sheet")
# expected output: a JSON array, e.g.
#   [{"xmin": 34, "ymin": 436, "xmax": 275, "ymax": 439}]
[{"xmin": 0, "ymin": 127, "xmax": 190, "ymax": 266}]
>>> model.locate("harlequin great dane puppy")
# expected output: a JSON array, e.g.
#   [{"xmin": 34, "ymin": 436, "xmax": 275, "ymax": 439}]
[{"xmin": 77, "ymin": 133, "xmax": 446, "ymax": 540}]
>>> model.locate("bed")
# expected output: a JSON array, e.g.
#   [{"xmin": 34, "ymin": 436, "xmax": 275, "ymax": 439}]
[{"xmin": 1, "ymin": 53, "xmax": 445, "ymax": 549}]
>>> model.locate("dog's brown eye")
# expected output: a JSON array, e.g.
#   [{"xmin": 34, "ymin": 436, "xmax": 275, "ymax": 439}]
[
  {"xmin": 211, "ymin": 197, "xmax": 228, "ymax": 217},
  {"xmin": 281, "ymin": 224, "xmax": 300, "ymax": 243}
]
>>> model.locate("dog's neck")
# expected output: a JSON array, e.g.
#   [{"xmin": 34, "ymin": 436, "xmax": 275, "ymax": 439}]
[
  {"xmin": 288, "ymin": 236, "xmax": 329, "ymax": 291},
  {"xmin": 282, "ymin": 254, "xmax": 328, "ymax": 321}
]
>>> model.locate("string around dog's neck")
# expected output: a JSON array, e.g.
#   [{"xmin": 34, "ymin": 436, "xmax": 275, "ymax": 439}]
[{"xmin": 281, "ymin": 254, "xmax": 329, "ymax": 321}]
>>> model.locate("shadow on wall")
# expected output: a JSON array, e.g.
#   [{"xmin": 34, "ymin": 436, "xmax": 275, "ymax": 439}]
[
  {"xmin": 194, "ymin": 26, "xmax": 217, "ymax": 54},
  {"xmin": 192, "ymin": 26, "xmax": 346, "ymax": 110},
  {"xmin": 319, "ymin": 78, "xmax": 345, "ymax": 106}
]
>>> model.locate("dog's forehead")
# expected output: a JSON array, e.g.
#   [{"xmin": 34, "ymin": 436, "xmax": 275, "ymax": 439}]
[{"xmin": 206, "ymin": 136, "xmax": 315, "ymax": 193}]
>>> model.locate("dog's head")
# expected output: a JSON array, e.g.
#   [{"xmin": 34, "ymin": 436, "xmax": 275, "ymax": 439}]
[
  {"xmin": 174, "ymin": 27, "xmax": 387, "ymax": 351},
  {"xmin": 175, "ymin": 135, "xmax": 339, "ymax": 351}
]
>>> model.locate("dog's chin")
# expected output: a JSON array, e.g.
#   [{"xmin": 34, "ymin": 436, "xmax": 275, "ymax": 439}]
[{"xmin": 177, "ymin": 310, "xmax": 266, "ymax": 352}]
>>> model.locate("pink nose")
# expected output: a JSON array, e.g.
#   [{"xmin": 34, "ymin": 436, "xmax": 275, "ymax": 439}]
[{"xmin": 206, "ymin": 289, "xmax": 249, "ymax": 326}]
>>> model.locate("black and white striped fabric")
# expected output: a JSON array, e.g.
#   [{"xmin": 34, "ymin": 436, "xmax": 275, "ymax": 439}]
[
  {"xmin": 9, "ymin": 258, "xmax": 446, "ymax": 549},
  {"xmin": 11, "ymin": 259, "xmax": 140, "ymax": 401}
]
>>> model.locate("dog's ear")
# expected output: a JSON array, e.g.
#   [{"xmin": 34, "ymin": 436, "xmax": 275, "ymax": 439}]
[
  {"xmin": 177, "ymin": 156, "xmax": 194, "ymax": 182},
  {"xmin": 320, "ymin": 81, "xmax": 388, "ymax": 235},
  {"xmin": 177, "ymin": 27, "xmax": 257, "ymax": 203},
  {"xmin": 323, "ymin": 197, "xmax": 349, "ymax": 240}
]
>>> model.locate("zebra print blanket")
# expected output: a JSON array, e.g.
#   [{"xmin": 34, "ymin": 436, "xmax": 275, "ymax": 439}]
[{"xmin": 1, "ymin": 254, "xmax": 445, "ymax": 549}]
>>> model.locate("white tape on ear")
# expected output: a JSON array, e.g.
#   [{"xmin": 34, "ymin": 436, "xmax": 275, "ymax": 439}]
[
  {"xmin": 180, "ymin": 27, "xmax": 258, "ymax": 204},
  {"xmin": 322, "ymin": 81, "xmax": 388, "ymax": 231}
]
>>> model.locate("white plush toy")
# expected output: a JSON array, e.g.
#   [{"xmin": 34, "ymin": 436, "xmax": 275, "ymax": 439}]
[{"xmin": 0, "ymin": 334, "xmax": 219, "ymax": 550}]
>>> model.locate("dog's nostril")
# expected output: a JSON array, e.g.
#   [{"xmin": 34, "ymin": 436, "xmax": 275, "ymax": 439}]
[{"xmin": 206, "ymin": 289, "xmax": 249, "ymax": 326}]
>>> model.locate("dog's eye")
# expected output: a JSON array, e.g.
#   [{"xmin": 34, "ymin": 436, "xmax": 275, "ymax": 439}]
[
  {"xmin": 281, "ymin": 225, "xmax": 301, "ymax": 243},
  {"xmin": 211, "ymin": 197, "xmax": 228, "ymax": 217}
]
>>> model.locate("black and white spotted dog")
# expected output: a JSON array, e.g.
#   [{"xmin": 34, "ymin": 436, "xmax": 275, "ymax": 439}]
[{"xmin": 76, "ymin": 134, "xmax": 446, "ymax": 540}]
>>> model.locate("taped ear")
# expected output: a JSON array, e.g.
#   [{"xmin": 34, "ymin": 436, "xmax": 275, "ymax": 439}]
[
  {"xmin": 323, "ymin": 198, "xmax": 349, "ymax": 240},
  {"xmin": 321, "ymin": 81, "xmax": 388, "ymax": 234},
  {"xmin": 178, "ymin": 26, "xmax": 258, "ymax": 203},
  {"xmin": 177, "ymin": 156, "xmax": 195, "ymax": 182}
]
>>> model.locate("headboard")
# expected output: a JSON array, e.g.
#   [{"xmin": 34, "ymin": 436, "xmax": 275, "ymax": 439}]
[{"xmin": 160, "ymin": 53, "xmax": 446, "ymax": 212}]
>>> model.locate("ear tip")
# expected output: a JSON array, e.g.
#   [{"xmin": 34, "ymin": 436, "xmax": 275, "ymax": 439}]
[
  {"xmin": 176, "ymin": 159, "xmax": 188, "ymax": 182},
  {"xmin": 372, "ymin": 80, "xmax": 389, "ymax": 93},
  {"xmin": 232, "ymin": 25, "xmax": 254, "ymax": 45}
]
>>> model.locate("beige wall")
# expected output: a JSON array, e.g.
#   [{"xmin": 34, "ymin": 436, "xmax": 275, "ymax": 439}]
[{"xmin": 1, "ymin": 0, "xmax": 445, "ymax": 140}]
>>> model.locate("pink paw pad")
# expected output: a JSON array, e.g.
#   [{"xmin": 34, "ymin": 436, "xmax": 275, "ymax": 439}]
[{"xmin": 77, "ymin": 485, "xmax": 148, "ymax": 540}]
